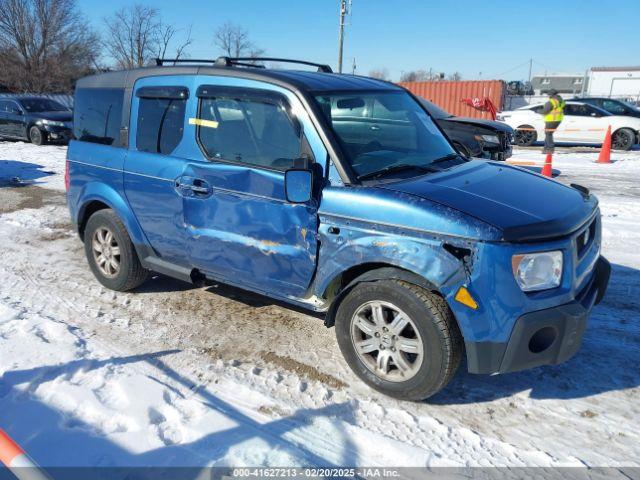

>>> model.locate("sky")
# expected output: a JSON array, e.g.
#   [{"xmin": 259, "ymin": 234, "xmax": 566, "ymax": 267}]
[{"xmin": 80, "ymin": 0, "xmax": 640, "ymax": 81}]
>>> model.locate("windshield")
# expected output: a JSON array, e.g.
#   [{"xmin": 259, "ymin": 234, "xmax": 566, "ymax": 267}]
[
  {"xmin": 418, "ymin": 98, "xmax": 452, "ymax": 119},
  {"xmin": 18, "ymin": 98, "xmax": 68, "ymax": 113},
  {"xmin": 314, "ymin": 91, "xmax": 457, "ymax": 179}
]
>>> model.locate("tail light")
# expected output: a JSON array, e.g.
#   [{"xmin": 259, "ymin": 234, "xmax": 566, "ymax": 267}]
[{"xmin": 64, "ymin": 160, "xmax": 70, "ymax": 191}]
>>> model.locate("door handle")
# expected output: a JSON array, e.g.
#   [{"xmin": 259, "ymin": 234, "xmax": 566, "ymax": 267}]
[
  {"xmin": 175, "ymin": 178, "xmax": 211, "ymax": 195},
  {"xmin": 189, "ymin": 184, "xmax": 210, "ymax": 194}
]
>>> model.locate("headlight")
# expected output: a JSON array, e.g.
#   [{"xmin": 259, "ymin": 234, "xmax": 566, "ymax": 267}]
[
  {"xmin": 474, "ymin": 134, "xmax": 500, "ymax": 144},
  {"xmin": 37, "ymin": 119, "xmax": 65, "ymax": 127},
  {"xmin": 512, "ymin": 251, "xmax": 563, "ymax": 292}
]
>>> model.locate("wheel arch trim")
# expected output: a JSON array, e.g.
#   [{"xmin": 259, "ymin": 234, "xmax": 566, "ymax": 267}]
[
  {"xmin": 323, "ymin": 264, "xmax": 443, "ymax": 328},
  {"xmin": 75, "ymin": 182, "xmax": 148, "ymax": 250}
]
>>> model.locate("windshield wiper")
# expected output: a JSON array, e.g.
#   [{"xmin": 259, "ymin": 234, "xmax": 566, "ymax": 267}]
[
  {"xmin": 431, "ymin": 153, "xmax": 461, "ymax": 164},
  {"xmin": 357, "ymin": 163, "xmax": 443, "ymax": 181}
]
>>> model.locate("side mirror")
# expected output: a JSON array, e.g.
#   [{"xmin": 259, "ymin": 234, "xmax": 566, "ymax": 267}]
[{"xmin": 285, "ymin": 168, "xmax": 313, "ymax": 203}]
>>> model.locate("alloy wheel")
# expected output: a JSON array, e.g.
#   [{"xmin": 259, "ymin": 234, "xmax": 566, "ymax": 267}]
[
  {"xmin": 91, "ymin": 227, "xmax": 121, "ymax": 278},
  {"xmin": 515, "ymin": 129, "xmax": 535, "ymax": 146},
  {"xmin": 612, "ymin": 132, "xmax": 630, "ymax": 150},
  {"xmin": 350, "ymin": 300, "xmax": 424, "ymax": 382}
]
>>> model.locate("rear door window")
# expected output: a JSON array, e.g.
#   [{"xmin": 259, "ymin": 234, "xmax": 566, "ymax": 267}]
[
  {"xmin": 564, "ymin": 104, "xmax": 590, "ymax": 116},
  {"xmin": 136, "ymin": 87, "xmax": 188, "ymax": 154}
]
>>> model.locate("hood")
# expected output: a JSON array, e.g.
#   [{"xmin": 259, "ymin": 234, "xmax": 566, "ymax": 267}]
[
  {"xmin": 442, "ymin": 116, "xmax": 513, "ymax": 133},
  {"xmin": 379, "ymin": 160, "xmax": 598, "ymax": 242},
  {"xmin": 28, "ymin": 111, "xmax": 72, "ymax": 122}
]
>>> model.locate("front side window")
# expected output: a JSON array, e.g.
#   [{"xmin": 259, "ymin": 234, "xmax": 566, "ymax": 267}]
[
  {"xmin": 136, "ymin": 89, "xmax": 187, "ymax": 154},
  {"xmin": 602, "ymin": 100, "xmax": 628, "ymax": 115},
  {"xmin": 314, "ymin": 90, "xmax": 456, "ymax": 179},
  {"xmin": 197, "ymin": 90, "xmax": 302, "ymax": 170}
]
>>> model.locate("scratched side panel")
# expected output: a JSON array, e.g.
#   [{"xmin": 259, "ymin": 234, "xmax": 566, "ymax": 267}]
[
  {"xmin": 183, "ymin": 162, "xmax": 318, "ymax": 297},
  {"xmin": 179, "ymin": 74, "xmax": 326, "ymax": 298},
  {"xmin": 315, "ymin": 216, "xmax": 468, "ymax": 297}
]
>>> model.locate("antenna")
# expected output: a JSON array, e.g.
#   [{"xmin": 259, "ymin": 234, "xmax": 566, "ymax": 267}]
[{"xmin": 337, "ymin": 0, "xmax": 352, "ymax": 73}]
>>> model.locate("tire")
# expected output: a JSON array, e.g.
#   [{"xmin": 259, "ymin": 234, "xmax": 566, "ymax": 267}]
[
  {"xmin": 611, "ymin": 128, "xmax": 635, "ymax": 151},
  {"xmin": 83, "ymin": 209, "xmax": 149, "ymax": 291},
  {"xmin": 453, "ymin": 142, "xmax": 471, "ymax": 158},
  {"xmin": 335, "ymin": 279, "xmax": 463, "ymax": 401},
  {"xmin": 29, "ymin": 126, "xmax": 46, "ymax": 146},
  {"xmin": 514, "ymin": 125, "xmax": 537, "ymax": 146}
]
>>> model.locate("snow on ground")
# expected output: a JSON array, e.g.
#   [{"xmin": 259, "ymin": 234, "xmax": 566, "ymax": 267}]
[{"xmin": 0, "ymin": 141, "xmax": 639, "ymax": 471}]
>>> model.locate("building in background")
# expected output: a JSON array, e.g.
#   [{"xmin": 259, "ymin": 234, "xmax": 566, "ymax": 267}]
[
  {"xmin": 530, "ymin": 74, "xmax": 586, "ymax": 95},
  {"xmin": 584, "ymin": 66, "xmax": 640, "ymax": 99}
]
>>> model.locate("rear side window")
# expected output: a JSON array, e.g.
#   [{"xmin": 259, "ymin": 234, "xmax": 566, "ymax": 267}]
[
  {"xmin": 74, "ymin": 88, "xmax": 124, "ymax": 146},
  {"xmin": 197, "ymin": 89, "xmax": 302, "ymax": 170},
  {"xmin": 136, "ymin": 87, "xmax": 188, "ymax": 154}
]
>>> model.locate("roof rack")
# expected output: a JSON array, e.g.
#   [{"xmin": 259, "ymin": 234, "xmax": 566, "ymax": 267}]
[
  {"xmin": 155, "ymin": 58, "xmax": 219, "ymax": 66},
  {"xmin": 215, "ymin": 56, "xmax": 333, "ymax": 73}
]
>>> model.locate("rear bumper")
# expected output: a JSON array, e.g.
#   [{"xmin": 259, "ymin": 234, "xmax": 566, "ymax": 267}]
[{"xmin": 466, "ymin": 256, "xmax": 611, "ymax": 374}]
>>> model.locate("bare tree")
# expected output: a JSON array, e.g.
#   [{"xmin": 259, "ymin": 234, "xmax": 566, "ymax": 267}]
[
  {"xmin": 103, "ymin": 4, "xmax": 192, "ymax": 70},
  {"xmin": 214, "ymin": 21, "xmax": 264, "ymax": 59},
  {"xmin": 0, "ymin": 0, "xmax": 99, "ymax": 92},
  {"xmin": 368, "ymin": 68, "xmax": 390, "ymax": 81},
  {"xmin": 447, "ymin": 71, "xmax": 462, "ymax": 81},
  {"xmin": 400, "ymin": 69, "xmax": 450, "ymax": 82},
  {"xmin": 400, "ymin": 69, "xmax": 431, "ymax": 82}
]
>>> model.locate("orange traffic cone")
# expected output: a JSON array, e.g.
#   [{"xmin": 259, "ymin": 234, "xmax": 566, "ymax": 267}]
[
  {"xmin": 598, "ymin": 125, "xmax": 612, "ymax": 164},
  {"xmin": 541, "ymin": 153, "xmax": 553, "ymax": 177}
]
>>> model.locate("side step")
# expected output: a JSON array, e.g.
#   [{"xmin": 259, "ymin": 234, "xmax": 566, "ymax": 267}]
[{"xmin": 142, "ymin": 257, "xmax": 195, "ymax": 284}]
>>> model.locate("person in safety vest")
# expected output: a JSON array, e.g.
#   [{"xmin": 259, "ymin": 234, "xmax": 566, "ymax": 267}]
[{"xmin": 540, "ymin": 89, "xmax": 565, "ymax": 153}]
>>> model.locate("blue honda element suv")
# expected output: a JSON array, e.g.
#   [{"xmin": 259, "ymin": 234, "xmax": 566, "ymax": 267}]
[{"xmin": 66, "ymin": 57, "xmax": 610, "ymax": 400}]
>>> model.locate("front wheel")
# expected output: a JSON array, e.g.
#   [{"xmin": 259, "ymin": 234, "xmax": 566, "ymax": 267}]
[
  {"xmin": 335, "ymin": 280, "xmax": 463, "ymax": 401},
  {"xmin": 29, "ymin": 126, "xmax": 46, "ymax": 146}
]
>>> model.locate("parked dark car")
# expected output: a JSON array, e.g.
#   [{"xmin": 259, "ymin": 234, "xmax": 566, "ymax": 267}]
[
  {"xmin": 571, "ymin": 97, "xmax": 640, "ymax": 118},
  {"xmin": 418, "ymin": 98, "xmax": 513, "ymax": 160},
  {"xmin": 0, "ymin": 97, "xmax": 73, "ymax": 145}
]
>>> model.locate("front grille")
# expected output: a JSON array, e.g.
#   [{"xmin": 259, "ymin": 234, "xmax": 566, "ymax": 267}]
[{"xmin": 576, "ymin": 217, "xmax": 597, "ymax": 258}]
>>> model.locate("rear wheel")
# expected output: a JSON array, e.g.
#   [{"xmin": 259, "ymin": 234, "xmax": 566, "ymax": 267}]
[
  {"xmin": 29, "ymin": 126, "xmax": 46, "ymax": 146},
  {"xmin": 335, "ymin": 280, "xmax": 463, "ymax": 401},
  {"xmin": 514, "ymin": 125, "xmax": 537, "ymax": 146},
  {"xmin": 84, "ymin": 209, "xmax": 149, "ymax": 291},
  {"xmin": 612, "ymin": 128, "xmax": 635, "ymax": 151}
]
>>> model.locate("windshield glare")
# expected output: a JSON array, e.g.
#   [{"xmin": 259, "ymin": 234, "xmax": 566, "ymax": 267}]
[
  {"xmin": 418, "ymin": 98, "xmax": 452, "ymax": 119},
  {"xmin": 314, "ymin": 91, "xmax": 456, "ymax": 178},
  {"xmin": 19, "ymin": 98, "xmax": 68, "ymax": 113}
]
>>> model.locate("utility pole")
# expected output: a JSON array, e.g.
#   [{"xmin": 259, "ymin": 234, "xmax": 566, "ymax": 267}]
[
  {"xmin": 351, "ymin": 57, "xmax": 357, "ymax": 75},
  {"xmin": 528, "ymin": 58, "xmax": 532, "ymax": 84},
  {"xmin": 337, "ymin": 0, "xmax": 351, "ymax": 73}
]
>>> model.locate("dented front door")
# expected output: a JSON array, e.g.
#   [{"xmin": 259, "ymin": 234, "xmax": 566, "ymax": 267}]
[{"xmin": 182, "ymin": 82, "xmax": 319, "ymax": 298}]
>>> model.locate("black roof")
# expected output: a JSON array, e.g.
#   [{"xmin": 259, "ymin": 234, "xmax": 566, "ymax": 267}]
[{"xmin": 76, "ymin": 65, "xmax": 400, "ymax": 93}]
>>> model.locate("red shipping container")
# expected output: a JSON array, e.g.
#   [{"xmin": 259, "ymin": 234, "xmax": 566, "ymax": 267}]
[{"xmin": 399, "ymin": 80, "xmax": 506, "ymax": 120}]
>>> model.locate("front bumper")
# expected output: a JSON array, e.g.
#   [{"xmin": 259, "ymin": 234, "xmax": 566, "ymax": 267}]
[
  {"xmin": 42, "ymin": 125, "xmax": 72, "ymax": 142},
  {"xmin": 466, "ymin": 256, "xmax": 611, "ymax": 374}
]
